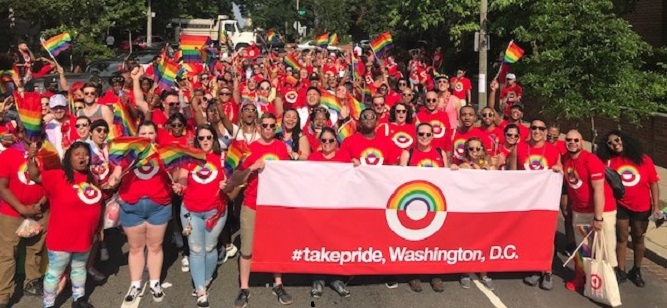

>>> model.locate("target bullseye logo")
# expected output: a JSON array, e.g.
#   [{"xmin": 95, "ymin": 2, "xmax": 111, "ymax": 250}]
[
  {"xmin": 192, "ymin": 162, "xmax": 218, "ymax": 185},
  {"xmin": 590, "ymin": 274, "xmax": 602, "ymax": 290},
  {"xmin": 391, "ymin": 132, "xmax": 413, "ymax": 149},
  {"xmin": 617, "ymin": 165, "xmax": 641, "ymax": 187},
  {"xmin": 74, "ymin": 182, "xmax": 102, "ymax": 205},
  {"xmin": 385, "ymin": 180, "xmax": 447, "ymax": 241},
  {"xmin": 524, "ymin": 154, "xmax": 548, "ymax": 170},
  {"xmin": 566, "ymin": 167, "xmax": 583, "ymax": 189}
]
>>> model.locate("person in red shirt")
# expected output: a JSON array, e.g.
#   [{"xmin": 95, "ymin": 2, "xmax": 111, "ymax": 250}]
[
  {"xmin": 27, "ymin": 141, "xmax": 102, "ymax": 308},
  {"xmin": 371, "ymin": 95, "xmax": 390, "ymax": 126},
  {"xmin": 596, "ymin": 130, "xmax": 661, "ymax": 287},
  {"xmin": 399, "ymin": 123, "xmax": 448, "ymax": 168},
  {"xmin": 340, "ymin": 108, "xmax": 401, "ymax": 166},
  {"xmin": 449, "ymin": 68, "xmax": 472, "ymax": 105},
  {"xmin": 497, "ymin": 124, "xmax": 520, "ymax": 169},
  {"xmin": 547, "ymin": 124, "xmax": 567, "ymax": 156},
  {"xmin": 0, "ymin": 126, "xmax": 48, "ymax": 304},
  {"xmin": 415, "ymin": 91, "xmax": 453, "ymax": 151},
  {"xmin": 379, "ymin": 103, "xmax": 416, "ymax": 150},
  {"xmin": 497, "ymin": 105, "xmax": 529, "ymax": 142},
  {"xmin": 450, "ymin": 106, "xmax": 491, "ymax": 165},
  {"xmin": 105, "ymin": 121, "xmax": 173, "ymax": 304},
  {"xmin": 308, "ymin": 127, "xmax": 350, "ymax": 162},
  {"xmin": 509, "ymin": 120, "xmax": 562, "ymax": 171},
  {"xmin": 172, "ymin": 125, "xmax": 228, "ymax": 307},
  {"xmin": 480, "ymin": 107, "xmax": 504, "ymax": 152},
  {"xmin": 500, "ymin": 73, "xmax": 523, "ymax": 118},
  {"xmin": 562, "ymin": 130, "xmax": 617, "ymax": 291},
  {"xmin": 226, "ymin": 113, "xmax": 293, "ymax": 307}
]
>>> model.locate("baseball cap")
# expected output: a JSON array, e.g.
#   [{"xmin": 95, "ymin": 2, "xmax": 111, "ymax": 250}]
[
  {"xmin": 48, "ymin": 94, "xmax": 68, "ymax": 108},
  {"xmin": 506, "ymin": 73, "xmax": 516, "ymax": 80}
]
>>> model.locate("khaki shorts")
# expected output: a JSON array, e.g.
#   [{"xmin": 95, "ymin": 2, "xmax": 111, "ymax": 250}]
[
  {"xmin": 573, "ymin": 211, "xmax": 617, "ymax": 267},
  {"xmin": 240, "ymin": 206, "xmax": 256, "ymax": 257}
]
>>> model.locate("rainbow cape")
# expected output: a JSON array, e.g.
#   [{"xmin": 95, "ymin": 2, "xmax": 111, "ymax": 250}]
[
  {"xmin": 319, "ymin": 91, "xmax": 343, "ymax": 114},
  {"xmin": 37, "ymin": 140, "xmax": 62, "ymax": 170},
  {"xmin": 108, "ymin": 136, "xmax": 152, "ymax": 166},
  {"xmin": 370, "ymin": 32, "xmax": 393, "ymax": 57},
  {"xmin": 283, "ymin": 54, "xmax": 301, "ymax": 71},
  {"xmin": 41, "ymin": 33, "xmax": 72, "ymax": 57},
  {"xmin": 328, "ymin": 33, "xmax": 339, "ymax": 46},
  {"xmin": 504, "ymin": 41, "xmax": 525, "ymax": 63},
  {"xmin": 313, "ymin": 33, "xmax": 329, "ymax": 47},
  {"xmin": 111, "ymin": 100, "xmax": 137, "ymax": 137},
  {"xmin": 157, "ymin": 143, "xmax": 207, "ymax": 170},
  {"xmin": 224, "ymin": 140, "xmax": 251, "ymax": 174},
  {"xmin": 179, "ymin": 35, "xmax": 211, "ymax": 63},
  {"xmin": 13, "ymin": 92, "xmax": 42, "ymax": 142}
]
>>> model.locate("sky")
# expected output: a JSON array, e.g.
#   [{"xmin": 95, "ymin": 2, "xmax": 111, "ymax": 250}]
[{"xmin": 232, "ymin": 2, "xmax": 245, "ymax": 28}]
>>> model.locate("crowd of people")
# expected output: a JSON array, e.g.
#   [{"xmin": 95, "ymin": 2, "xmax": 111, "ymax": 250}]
[{"xmin": 0, "ymin": 41, "xmax": 663, "ymax": 308}]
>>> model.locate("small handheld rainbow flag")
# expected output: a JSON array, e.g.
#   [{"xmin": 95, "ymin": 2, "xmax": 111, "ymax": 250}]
[
  {"xmin": 13, "ymin": 92, "xmax": 42, "ymax": 142},
  {"xmin": 111, "ymin": 100, "xmax": 137, "ymax": 137},
  {"xmin": 328, "ymin": 33, "xmax": 339, "ymax": 46},
  {"xmin": 337, "ymin": 120, "xmax": 356, "ymax": 143},
  {"xmin": 200, "ymin": 47, "xmax": 218, "ymax": 69},
  {"xmin": 157, "ymin": 143, "xmax": 207, "ymax": 170},
  {"xmin": 180, "ymin": 35, "xmax": 211, "ymax": 63},
  {"xmin": 267, "ymin": 29, "xmax": 277, "ymax": 42},
  {"xmin": 241, "ymin": 92, "xmax": 255, "ymax": 104},
  {"xmin": 283, "ymin": 54, "xmax": 301, "ymax": 71},
  {"xmin": 41, "ymin": 33, "xmax": 72, "ymax": 57},
  {"xmin": 312, "ymin": 33, "xmax": 329, "ymax": 47},
  {"xmin": 224, "ymin": 140, "xmax": 251, "ymax": 174},
  {"xmin": 503, "ymin": 40, "xmax": 525, "ymax": 63},
  {"xmin": 109, "ymin": 136, "xmax": 152, "ymax": 166},
  {"xmin": 346, "ymin": 94, "xmax": 365, "ymax": 120},
  {"xmin": 37, "ymin": 140, "xmax": 62, "ymax": 170},
  {"xmin": 155, "ymin": 56, "xmax": 180, "ymax": 90},
  {"xmin": 319, "ymin": 91, "xmax": 343, "ymax": 114},
  {"xmin": 370, "ymin": 32, "xmax": 393, "ymax": 57}
]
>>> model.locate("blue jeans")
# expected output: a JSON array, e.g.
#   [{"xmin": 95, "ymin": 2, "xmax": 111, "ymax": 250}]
[
  {"xmin": 43, "ymin": 250, "xmax": 90, "ymax": 307},
  {"xmin": 180, "ymin": 205, "xmax": 226, "ymax": 292},
  {"xmin": 119, "ymin": 197, "xmax": 172, "ymax": 227}
]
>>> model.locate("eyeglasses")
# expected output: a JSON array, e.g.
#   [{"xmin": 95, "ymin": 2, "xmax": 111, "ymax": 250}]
[
  {"xmin": 426, "ymin": 98, "xmax": 438, "ymax": 103},
  {"xmin": 546, "ymin": 134, "xmax": 558, "ymax": 140},
  {"xmin": 402, "ymin": 93, "xmax": 414, "ymax": 97},
  {"xmin": 607, "ymin": 137, "xmax": 621, "ymax": 146},
  {"xmin": 219, "ymin": 92, "xmax": 231, "ymax": 96},
  {"xmin": 467, "ymin": 147, "xmax": 483, "ymax": 152},
  {"xmin": 261, "ymin": 123, "xmax": 276, "ymax": 129},
  {"xmin": 197, "ymin": 135, "xmax": 213, "ymax": 141},
  {"xmin": 83, "ymin": 91, "xmax": 96, "ymax": 96},
  {"xmin": 399, "ymin": 82, "xmax": 407, "ymax": 86},
  {"xmin": 167, "ymin": 102, "xmax": 178, "ymax": 107},
  {"xmin": 481, "ymin": 113, "xmax": 494, "ymax": 118},
  {"xmin": 242, "ymin": 107, "xmax": 257, "ymax": 112},
  {"xmin": 259, "ymin": 87, "xmax": 271, "ymax": 91},
  {"xmin": 505, "ymin": 133, "xmax": 519, "ymax": 138},
  {"xmin": 418, "ymin": 132, "xmax": 433, "ymax": 137},
  {"xmin": 74, "ymin": 106, "xmax": 84, "ymax": 110},
  {"xmin": 395, "ymin": 109, "xmax": 407, "ymax": 114},
  {"xmin": 75, "ymin": 123, "xmax": 89, "ymax": 128},
  {"xmin": 530, "ymin": 126, "xmax": 547, "ymax": 131},
  {"xmin": 170, "ymin": 123, "xmax": 184, "ymax": 128},
  {"xmin": 361, "ymin": 114, "xmax": 376, "ymax": 120},
  {"xmin": 94, "ymin": 128, "xmax": 108, "ymax": 134},
  {"xmin": 320, "ymin": 138, "xmax": 336, "ymax": 144},
  {"xmin": 565, "ymin": 138, "xmax": 580, "ymax": 143}
]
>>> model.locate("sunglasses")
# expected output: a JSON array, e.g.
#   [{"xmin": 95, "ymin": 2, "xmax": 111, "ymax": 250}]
[
  {"xmin": 399, "ymin": 82, "xmax": 407, "ymax": 86},
  {"xmin": 607, "ymin": 137, "xmax": 621, "ymax": 146},
  {"xmin": 320, "ymin": 138, "xmax": 336, "ymax": 144},
  {"xmin": 75, "ymin": 123, "xmax": 89, "ymax": 128},
  {"xmin": 426, "ymin": 98, "xmax": 438, "ymax": 103},
  {"xmin": 481, "ymin": 113, "xmax": 494, "ymax": 118},
  {"xmin": 505, "ymin": 133, "xmax": 519, "ymax": 138},
  {"xmin": 418, "ymin": 132, "xmax": 433, "ymax": 137},
  {"xmin": 261, "ymin": 123, "xmax": 276, "ymax": 129},
  {"xmin": 75, "ymin": 106, "xmax": 84, "ymax": 110},
  {"xmin": 361, "ymin": 114, "xmax": 376, "ymax": 120},
  {"xmin": 259, "ymin": 87, "xmax": 271, "ymax": 91},
  {"xmin": 373, "ymin": 103, "xmax": 385, "ymax": 108},
  {"xmin": 242, "ymin": 107, "xmax": 257, "ymax": 112},
  {"xmin": 170, "ymin": 123, "xmax": 184, "ymax": 128},
  {"xmin": 546, "ymin": 134, "xmax": 558, "ymax": 140},
  {"xmin": 197, "ymin": 135, "xmax": 213, "ymax": 141},
  {"xmin": 395, "ymin": 109, "xmax": 407, "ymax": 114},
  {"xmin": 402, "ymin": 93, "xmax": 414, "ymax": 97},
  {"xmin": 167, "ymin": 102, "xmax": 178, "ymax": 107},
  {"xmin": 438, "ymin": 80, "xmax": 448, "ymax": 84},
  {"xmin": 565, "ymin": 138, "xmax": 580, "ymax": 143},
  {"xmin": 530, "ymin": 126, "xmax": 547, "ymax": 131},
  {"xmin": 83, "ymin": 92, "xmax": 96, "ymax": 96},
  {"xmin": 468, "ymin": 147, "xmax": 483, "ymax": 152},
  {"xmin": 94, "ymin": 128, "xmax": 108, "ymax": 134},
  {"xmin": 219, "ymin": 92, "xmax": 231, "ymax": 96}
]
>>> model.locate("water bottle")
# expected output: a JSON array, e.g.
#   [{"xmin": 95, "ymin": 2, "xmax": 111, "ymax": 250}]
[{"xmin": 650, "ymin": 209, "xmax": 667, "ymax": 228}]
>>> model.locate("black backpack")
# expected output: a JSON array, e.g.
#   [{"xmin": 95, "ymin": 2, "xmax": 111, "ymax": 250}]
[{"xmin": 604, "ymin": 166, "xmax": 626, "ymax": 200}]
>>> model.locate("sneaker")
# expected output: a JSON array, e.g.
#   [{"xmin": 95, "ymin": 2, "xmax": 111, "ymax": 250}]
[
  {"xmin": 540, "ymin": 273, "xmax": 553, "ymax": 290},
  {"xmin": 408, "ymin": 279, "xmax": 422, "ymax": 292},
  {"xmin": 310, "ymin": 280, "xmax": 324, "ymax": 298},
  {"xmin": 191, "ymin": 281, "xmax": 212, "ymax": 297},
  {"xmin": 523, "ymin": 274, "xmax": 541, "ymax": 286},
  {"xmin": 615, "ymin": 267, "xmax": 627, "ymax": 283},
  {"xmin": 72, "ymin": 298, "xmax": 94, "ymax": 308},
  {"xmin": 124, "ymin": 285, "xmax": 141, "ymax": 303},
  {"xmin": 87, "ymin": 268, "xmax": 106, "ymax": 284},
  {"xmin": 272, "ymin": 284, "xmax": 293, "ymax": 305},
  {"xmin": 218, "ymin": 250, "xmax": 229, "ymax": 264},
  {"xmin": 430, "ymin": 278, "xmax": 444, "ymax": 293},
  {"xmin": 481, "ymin": 276, "xmax": 495, "ymax": 291},
  {"xmin": 385, "ymin": 282, "xmax": 398, "ymax": 289},
  {"xmin": 150, "ymin": 282, "xmax": 164, "ymax": 302},
  {"xmin": 331, "ymin": 280, "xmax": 350, "ymax": 297},
  {"xmin": 23, "ymin": 278, "xmax": 44, "ymax": 297},
  {"xmin": 234, "ymin": 289, "xmax": 250, "ymax": 308},
  {"xmin": 99, "ymin": 246, "xmax": 109, "ymax": 262},
  {"xmin": 196, "ymin": 294, "xmax": 210, "ymax": 308},
  {"xmin": 173, "ymin": 232, "xmax": 184, "ymax": 249},
  {"xmin": 565, "ymin": 275, "xmax": 585, "ymax": 291},
  {"xmin": 627, "ymin": 267, "xmax": 645, "ymax": 287},
  {"xmin": 459, "ymin": 276, "xmax": 471, "ymax": 289},
  {"xmin": 226, "ymin": 244, "xmax": 239, "ymax": 258},
  {"xmin": 181, "ymin": 257, "xmax": 190, "ymax": 272}
]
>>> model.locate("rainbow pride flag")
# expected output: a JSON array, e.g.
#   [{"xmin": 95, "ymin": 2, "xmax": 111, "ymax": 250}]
[
  {"xmin": 109, "ymin": 136, "xmax": 152, "ymax": 166},
  {"xmin": 157, "ymin": 143, "xmax": 206, "ymax": 170},
  {"xmin": 200, "ymin": 47, "xmax": 217, "ymax": 69},
  {"xmin": 267, "ymin": 29, "xmax": 277, "ymax": 42},
  {"xmin": 13, "ymin": 92, "xmax": 42, "ymax": 142},
  {"xmin": 312, "ymin": 33, "xmax": 329, "ymax": 47},
  {"xmin": 283, "ymin": 54, "xmax": 301, "ymax": 71},
  {"xmin": 504, "ymin": 41, "xmax": 525, "ymax": 63},
  {"xmin": 241, "ymin": 92, "xmax": 255, "ymax": 104},
  {"xmin": 155, "ymin": 56, "xmax": 179, "ymax": 90},
  {"xmin": 370, "ymin": 32, "xmax": 393, "ymax": 57},
  {"xmin": 328, "ymin": 34, "xmax": 339, "ymax": 46},
  {"xmin": 319, "ymin": 91, "xmax": 343, "ymax": 114},
  {"xmin": 180, "ymin": 35, "xmax": 211, "ymax": 63},
  {"xmin": 346, "ymin": 94, "xmax": 365, "ymax": 120},
  {"xmin": 337, "ymin": 120, "xmax": 356, "ymax": 143},
  {"xmin": 224, "ymin": 140, "xmax": 251, "ymax": 174},
  {"xmin": 41, "ymin": 33, "xmax": 72, "ymax": 57},
  {"xmin": 111, "ymin": 100, "xmax": 137, "ymax": 137},
  {"xmin": 37, "ymin": 140, "xmax": 62, "ymax": 170}
]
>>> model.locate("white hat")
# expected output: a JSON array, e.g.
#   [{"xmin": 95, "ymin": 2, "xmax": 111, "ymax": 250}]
[
  {"xmin": 48, "ymin": 94, "xmax": 68, "ymax": 108},
  {"xmin": 506, "ymin": 73, "xmax": 516, "ymax": 80}
]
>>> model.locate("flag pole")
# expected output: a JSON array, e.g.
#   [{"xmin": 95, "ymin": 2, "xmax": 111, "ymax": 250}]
[{"xmin": 39, "ymin": 37, "xmax": 60, "ymax": 67}]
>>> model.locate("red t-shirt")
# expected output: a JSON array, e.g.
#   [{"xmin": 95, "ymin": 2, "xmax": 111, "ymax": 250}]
[
  {"xmin": 450, "ymin": 77, "xmax": 471, "ymax": 100},
  {"xmin": 221, "ymin": 100, "xmax": 240, "ymax": 124},
  {"xmin": 563, "ymin": 150, "xmax": 616, "ymax": 213},
  {"xmin": 498, "ymin": 120, "xmax": 530, "ymax": 142},
  {"xmin": 500, "ymin": 84, "xmax": 523, "ymax": 103},
  {"xmin": 118, "ymin": 158, "xmax": 172, "ymax": 205},
  {"xmin": 606, "ymin": 155, "xmax": 659, "ymax": 212},
  {"xmin": 339, "ymin": 133, "xmax": 401, "ymax": 166},
  {"xmin": 483, "ymin": 126, "xmax": 505, "ymax": 154},
  {"xmin": 152, "ymin": 109, "xmax": 169, "ymax": 127},
  {"xmin": 408, "ymin": 147, "xmax": 445, "ymax": 167},
  {"xmin": 552, "ymin": 140, "xmax": 567, "ymax": 156},
  {"xmin": 42, "ymin": 170, "xmax": 102, "ymax": 252},
  {"xmin": 308, "ymin": 150, "xmax": 351, "ymax": 162},
  {"xmin": 0, "ymin": 148, "xmax": 45, "ymax": 217},
  {"xmin": 385, "ymin": 91, "xmax": 401, "ymax": 108},
  {"xmin": 415, "ymin": 110, "xmax": 453, "ymax": 150},
  {"xmin": 240, "ymin": 140, "xmax": 289, "ymax": 210},
  {"xmin": 451, "ymin": 127, "xmax": 491, "ymax": 164},
  {"xmin": 379, "ymin": 122, "xmax": 416, "ymax": 150},
  {"xmin": 183, "ymin": 153, "xmax": 227, "ymax": 213},
  {"xmin": 515, "ymin": 142, "xmax": 561, "ymax": 170}
]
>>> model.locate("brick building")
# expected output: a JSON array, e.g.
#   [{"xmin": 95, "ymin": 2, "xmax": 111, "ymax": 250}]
[{"xmin": 623, "ymin": 0, "xmax": 666, "ymax": 47}]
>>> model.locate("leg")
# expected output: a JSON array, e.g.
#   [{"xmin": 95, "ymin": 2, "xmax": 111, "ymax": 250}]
[
  {"xmin": 43, "ymin": 251, "xmax": 72, "ymax": 308},
  {"xmin": 238, "ymin": 206, "xmax": 255, "ymax": 290},
  {"xmin": 0, "ymin": 214, "xmax": 22, "ymax": 305},
  {"xmin": 615, "ymin": 218, "xmax": 630, "ymax": 271},
  {"xmin": 70, "ymin": 251, "xmax": 91, "ymax": 301},
  {"xmin": 182, "ymin": 207, "xmax": 207, "ymax": 293},
  {"xmin": 203, "ymin": 210, "xmax": 226, "ymax": 284},
  {"xmin": 602, "ymin": 211, "xmax": 618, "ymax": 267},
  {"xmin": 123, "ymin": 223, "xmax": 148, "ymax": 281},
  {"xmin": 630, "ymin": 219, "xmax": 649, "ymax": 267},
  {"xmin": 145, "ymin": 223, "xmax": 168, "ymax": 281},
  {"xmin": 24, "ymin": 213, "xmax": 48, "ymax": 285}
]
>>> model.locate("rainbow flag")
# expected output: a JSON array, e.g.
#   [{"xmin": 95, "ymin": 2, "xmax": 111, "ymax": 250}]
[
  {"xmin": 109, "ymin": 136, "xmax": 152, "ymax": 166},
  {"xmin": 312, "ymin": 33, "xmax": 329, "ymax": 47},
  {"xmin": 257, "ymin": 94, "xmax": 269, "ymax": 106},
  {"xmin": 37, "ymin": 140, "xmax": 62, "ymax": 170},
  {"xmin": 284, "ymin": 75, "xmax": 298, "ymax": 86},
  {"xmin": 283, "ymin": 54, "xmax": 301, "ymax": 71},
  {"xmin": 200, "ymin": 47, "xmax": 217, "ymax": 69},
  {"xmin": 275, "ymin": 114, "xmax": 283, "ymax": 135},
  {"xmin": 504, "ymin": 40, "xmax": 525, "ymax": 63},
  {"xmin": 241, "ymin": 92, "xmax": 255, "ymax": 104},
  {"xmin": 370, "ymin": 32, "xmax": 393, "ymax": 57},
  {"xmin": 134, "ymin": 143, "xmax": 158, "ymax": 168},
  {"xmin": 224, "ymin": 140, "xmax": 251, "ymax": 174},
  {"xmin": 13, "ymin": 92, "xmax": 42, "ymax": 142},
  {"xmin": 337, "ymin": 120, "xmax": 355, "ymax": 143},
  {"xmin": 346, "ymin": 94, "xmax": 365, "ymax": 120},
  {"xmin": 328, "ymin": 33, "xmax": 339, "ymax": 46},
  {"xmin": 351, "ymin": 55, "xmax": 362, "ymax": 82},
  {"xmin": 111, "ymin": 100, "xmax": 137, "ymax": 137},
  {"xmin": 157, "ymin": 143, "xmax": 206, "ymax": 170},
  {"xmin": 267, "ymin": 29, "xmax": 277, "ymax": 42},
  {"xmin": 180, "ymin": 35, "xmax": 211, "ymax": 63},
  {"xmin": 319, "ymin": 91, "xmax": 343, "ymax": 114},
  {"xmin": 155, "ymin": 56, "xmax": 179, "ymax": 90},
  {"xmin": 41, "ymin": 33, "xmax": 72, "ymax": 57},
  {"xmin": 182, "ymin": 62, "xmax": 204, "ymax": 78}
]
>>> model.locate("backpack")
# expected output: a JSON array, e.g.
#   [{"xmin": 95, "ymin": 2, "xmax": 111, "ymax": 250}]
[{"xmin": 585, "ymin": 153, "xmax": 625, "ymax": 199}]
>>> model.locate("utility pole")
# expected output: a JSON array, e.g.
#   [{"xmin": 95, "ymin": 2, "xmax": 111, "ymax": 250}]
[
  {"xmin": 146, "ymin": 0, "xmax": 153, "ymax": 47},
  {"xmin": 478, "ymin": 0, "xmax": 488, "ymax": 111}
]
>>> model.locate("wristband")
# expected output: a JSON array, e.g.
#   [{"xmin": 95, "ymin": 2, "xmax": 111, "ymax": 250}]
[{"xmin": 593, "ymin": 217, "xmax": 604, "ymax": 222}]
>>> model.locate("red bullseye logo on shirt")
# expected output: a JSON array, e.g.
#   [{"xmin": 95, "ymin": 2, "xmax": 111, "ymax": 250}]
[
  {"xmin": 134, "ymin": 164, "xmax": 159, "ymax": 180},
  {"xmin": 430, "ymin": 121, "xmax": 446, "ymax": 139},
  {"xmin": 507, "ymin": 91, "xmax": 517, "ymax": 101},
  {"xmin": 524, "ymin": 155, "xmax": 548, "ymax": 170},
  {"xmin": 566, "ymin": 167, "xmax": 583, "ymax": 189},
  {"xmin": 385, "ymin": 180, "xmax": 447, "ymax": 241},
  {"xmin": 74, "ymin": 182, "xmax": 102, "ymax": 205},
  {"xmin": 91, "ymin": 163, "xmax": 109, "ymax": 181},
  {"xmin": 284, "ymin": 90, "xmax": 298, "ymax": 104},
  {"xmin": 391, "ymin": 132, "xmax": 413, "ymax": 149},
  {"xmin": 453, "ymin": 139, "xmax": 466, "ymax": 160},
  {"xmin": 617, "ymin": 165, "xmax": 641, "ymax": 187},
  {"xmin": 360, "ymin": 148, "xmax": 384, "ymax": 165},
  {"xmin": 192, "ymin": 162, "xmax": 218, "ymax": 185},
  {"xmin": 17, "ymin": 161, "xmax": 36, "ymax": 185},
  {"xmin": 454, "ymin": 81, "xmax": 463, "ymax": 92}
]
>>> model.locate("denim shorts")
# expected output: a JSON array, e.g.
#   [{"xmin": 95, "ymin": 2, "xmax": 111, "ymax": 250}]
[{"xmin": 119, "ymin": 197, "xmax": 172, "ymax": 227}]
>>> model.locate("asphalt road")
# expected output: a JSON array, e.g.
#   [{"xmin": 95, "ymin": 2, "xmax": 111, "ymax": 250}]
[{"xmin": 12, "ymin": 225, "xmax": 667, "ymax": 308}]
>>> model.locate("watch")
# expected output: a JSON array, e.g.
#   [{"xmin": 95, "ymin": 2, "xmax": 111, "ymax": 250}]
[{"xmin": 593, "ymin": 217, "xmax": 604, "ymax": 222}]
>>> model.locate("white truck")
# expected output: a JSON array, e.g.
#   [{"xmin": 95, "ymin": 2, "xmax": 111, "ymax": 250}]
[{"xmin": 170, "ymin": 15, "xmax": 257, "ymax": 51}]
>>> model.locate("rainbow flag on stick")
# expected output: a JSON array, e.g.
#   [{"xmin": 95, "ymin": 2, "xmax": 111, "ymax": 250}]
[
  {"xmin": 313, "ymin": 33, "xmax": 329, "ymax": 47},
  {"xmin": 337, "ymin": 120, "xmax": 356, "ymax": 143},
  {"xmin": 155, "ymin": 56, "xmax": 179, "ymax": 90},
  {"xmin": 13, "ymin": 92, "xmax": 42, "ymax": 142},
  {"xmin": 37, "ymin": 140, "xmax": 62, "ymax": 170},
  {"xmin": 180, "ymin": 35, "xmax": 211, "ymax": 63},
  {"xmin": 503, "ymin": 40, "xmax": 525, "ymax": 63},
  {"xmin": 157, "ymin": 143, "xmax": 207, "ymax": 170},
  {"xmin": 111, "ymin": 100, "xmax": 137, "ymax": 137},
  {"xmin": 328, "ymin": 33, "xmax": 339, "ymax": 46},
  {"xmin": 41, "ymin": 33, "xmax": 72, "ymax": 57},
  {"xmin": 370, "ymin": 32, "xmax": 393, "ymax": 57},
  {"xmin": 346, "ymin": 94, "xmax": 365, "ymax": 120},
  {"xmin": 267, "ymin": 29, "xmax": 277, "ymax": 42},
  {"xmin": 319, "ymin": 91, "xmax": 343, "ymax": 114},
  {"xmin": 224, "ymin": 140, "xmax": 251, "ymax": 174},
  {"xmin": 108, "ymin": 136, "xmax": 152, "ymax": 166},
  {"xmin": 283, "ymin": 54, "xmax": 301, "ymax": 71}
]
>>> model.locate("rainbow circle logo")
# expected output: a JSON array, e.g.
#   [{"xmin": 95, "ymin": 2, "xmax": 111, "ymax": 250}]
[
  {"xmin": 417, "ymin": 159, "xmax": 440, "ymax": 168},
  {"xmin": 17, "ymin": 161, "xmax": 36, "ymax": 185},
  {"xmin": 261, "ymin": 153, "xmax": 280, "ymax": 161},
  {"xmin": 453, "ymin": 138, "xmax": 466, "ymax": 159},
  {"xmin": 134, "ymin": 162, "xmax": 159, "ymax": 180},
  {"xmin": 391, "ymin": 132, "xmax": 414, "ymax": 149},
  {"xmin": 192, "ymin": 162, "xmax": 218, "ymax": 185},
  {"xmin": 74, "ymin": 182, "xmax": 102, "ymax": 205},
  {"xmin": 566, "ymin": 167, "xmax": 583, "ymax": 189},
  {"xmin": 360, "ymin": 148, "xmax": 384, "ymax": 165},
  {"xmin": 430, "ymin": 121, "xmax": 446, "ymax": 139},
  {"xmin": 524, "ymin": 154, "xmax": 548, "ymax": 170},
  {"xmin": 385, "ymin": 180, "xmax": 447, "ymax": 241},
  {"xmin": 617, "ymin": 165, "xmax": 641, "ymax": 187}
]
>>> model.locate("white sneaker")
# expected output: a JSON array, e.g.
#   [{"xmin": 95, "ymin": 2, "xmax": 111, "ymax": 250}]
[
  {"xmin": 99, "ymin": 247, "xmax": 109, "ymax": 262},
  {"xmin": 181, "ymin": 257, "xmax": 190, "ymax": 272},
  {"xmin": 226, "ymin": 245, "xmax": 238, "ymax": 258},
  {"xmin": 173, "ymin": 232, "xmax": 184, "ymax": 249}
]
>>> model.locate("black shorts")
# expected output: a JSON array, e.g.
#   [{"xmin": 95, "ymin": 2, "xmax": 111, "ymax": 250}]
[{"xmin": 616, "ymin": 205, "xmax": 651, "ymax": 221}]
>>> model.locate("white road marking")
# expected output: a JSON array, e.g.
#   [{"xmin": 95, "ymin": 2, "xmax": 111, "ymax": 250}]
[
  {"xmin": 473, "ymin": 278, "xmax": 508, "ymax": 308},
  {"xmin": 120, "ymin": 281, "xmax": 147, "ymax": 308}
]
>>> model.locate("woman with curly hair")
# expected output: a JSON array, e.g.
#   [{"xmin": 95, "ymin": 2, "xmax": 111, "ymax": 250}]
[
  {"xmin": 595, "ymin": 129, "xmax": 661, "ymax": 287},
  {"xmin": 379, "ymin": 102, "xmax": 416, "ymax": 150}
]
